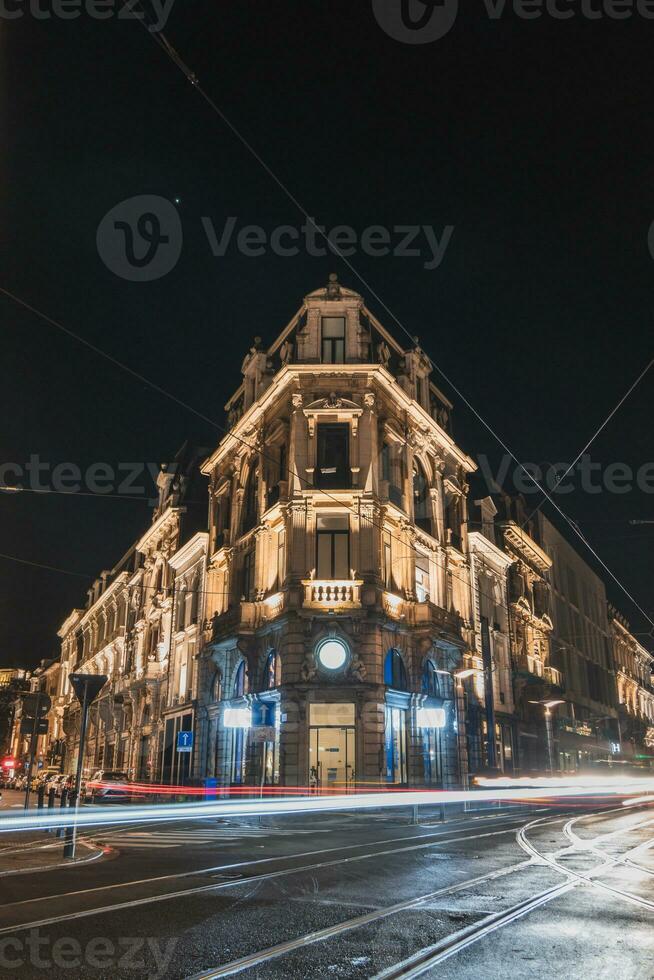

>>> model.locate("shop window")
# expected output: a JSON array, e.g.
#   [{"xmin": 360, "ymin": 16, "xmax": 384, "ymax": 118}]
[
  {"xmin": 384, "ymin": 649, "xmax": 408, "ymax": 690},
  {"xmin": 316, "ymin": 424, "xmax": 349, "ymax": 489},
  {"xmin": 321, "ymin": 316, "xmax": 345, "ymax": 363},
  {"xmin": 384, "ymin": 705, "xmax": 408, "ymax": 784},
  {"xmin": 317, "ymin": 515, "xmax": 350, "ymax": 579}
]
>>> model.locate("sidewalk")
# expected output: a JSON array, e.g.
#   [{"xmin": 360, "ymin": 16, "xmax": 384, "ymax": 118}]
[{"xmin": 0, "ymin": 830, "xmax": 105, "ymax": 876}]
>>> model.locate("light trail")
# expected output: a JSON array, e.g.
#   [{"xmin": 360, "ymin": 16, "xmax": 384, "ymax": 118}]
[{"xmin": 0, "ymin": 779, "xmax": 652, "ymax": 835}]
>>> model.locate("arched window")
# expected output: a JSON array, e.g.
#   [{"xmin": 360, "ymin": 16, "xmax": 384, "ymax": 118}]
[
  {"xmin": 413, "ymin": 462, "xmax": 431, "ymax": 534},
  {"xmin": 212, "ymin": 671, "xmax": 222, "ymax": 701},
  {"xmin": 265, "ymin": 650, "xmax": 280, "ymax": 689},
  {"xmin": 233, "ymin": 659, "xmax": 250, "ymax": 698},
  {"xmin": 384, "ymin": 649, "xmax": 408, "ymax": 690},
  {"xmin": 422, "ymin": 659, "xmax": 440, "ymax": 697},
  {"xmin": 242, "ymin": 463, "xmax": 259, "ymax": 533}
]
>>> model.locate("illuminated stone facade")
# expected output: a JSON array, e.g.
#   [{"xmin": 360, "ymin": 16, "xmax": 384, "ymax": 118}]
[
  {"xmin": 610, "ymin": 608, "xmax": 654, "ymax": 764},
  {"xmin": 199, "ymin": 276, "xmax": 479, "ymax": 789}
]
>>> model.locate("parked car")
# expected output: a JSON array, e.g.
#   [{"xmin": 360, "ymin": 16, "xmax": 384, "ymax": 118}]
[{"xmin": 88, "ymin": 770, "xmax": 145, "ymax": 804}]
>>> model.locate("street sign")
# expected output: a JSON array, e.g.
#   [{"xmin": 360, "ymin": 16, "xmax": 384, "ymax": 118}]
[
  {"xmin": 69, "ymin": 674, "xmax": 108, "ymax": 704},
  {"xmin": 1, "ymin": 757, "xmax": 16, "ymax": 769},
  {"xmin": 21, "ymin": 718, "xmax": 48, "ymax": 735},
  {"xmin": 250, "ymin": 726, "xmax": 277, "ymax": 743},
  {"xmin": 176, "ymin": 730, "xmax": 194, "ymax": 753},
  {"xmin": 22, "ymin": 693, "xmax": 51, "ymax": 717}
]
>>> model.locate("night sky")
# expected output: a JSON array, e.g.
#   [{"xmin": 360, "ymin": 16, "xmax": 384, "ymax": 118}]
[{"xmin": 2, "ymin": 2, "xmax": 653, "ymax": 670}]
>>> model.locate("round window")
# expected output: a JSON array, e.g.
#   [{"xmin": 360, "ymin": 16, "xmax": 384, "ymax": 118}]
[{"xmin": 316, "ymin": 637, "xmax": 349, "ymax": 672}]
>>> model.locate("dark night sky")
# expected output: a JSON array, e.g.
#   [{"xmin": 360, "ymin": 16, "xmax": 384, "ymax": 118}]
[{"xmin": 2, "ymin": 2, "xmax": 653, "ymax": 669}]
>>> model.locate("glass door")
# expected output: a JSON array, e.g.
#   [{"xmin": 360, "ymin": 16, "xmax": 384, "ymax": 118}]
[{"xmin": 308, "ymin": 703, "xmax": 356, "ymax": 792}]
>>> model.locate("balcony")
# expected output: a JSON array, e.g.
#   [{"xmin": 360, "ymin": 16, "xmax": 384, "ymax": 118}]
[
  {"xmin": 544, "ymin": 665, "xmax": 564, "ymax": 688},
  {"xmin": 515, "ymin": 653, "xmax": 545, "ymax": 678},
  {"xmin": 303, "ymin": 579, "xmax": 362, "ymax": 610},
  {"xmin": 382, "ymin": 592, "xmax": 462, "ymax": 634}
]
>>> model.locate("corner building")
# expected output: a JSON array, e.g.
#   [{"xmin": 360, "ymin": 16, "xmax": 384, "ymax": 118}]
[{"xmin": 200, "ymin": 276, "xmax": 477, "ymax": 791}]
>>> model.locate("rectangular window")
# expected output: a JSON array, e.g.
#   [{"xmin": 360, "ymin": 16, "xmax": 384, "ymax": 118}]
[
  {"xmin": 384, "ymin": 537, "xmax": 393, "ymax": 590},
  {"xmin": 316, "ymin": 423, "xmax": 349, "ymax": 489},
  {"xmin": 276, "ymin": 528, "xmax": 285, "ymax": 589},
  {"xmin": 240, "ymin": 549, "xmax": 255, "ymax": 599},
  {"xmin": 415, "ymin": 553, "xmax": 430, "ymax": 602},
  {"xmin": 309, "ymin": 703, "xmax": 356, "ymax": 726},
  {"xmin": 317, "ymin": 515, "xmax": 349, "ymax": 579},
  {"xmin": 321, "ymin": 316, "xmax": 345, "ymax": 363}
]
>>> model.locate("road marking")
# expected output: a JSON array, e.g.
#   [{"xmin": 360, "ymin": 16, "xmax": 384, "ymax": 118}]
[
  {"xmin": 0, "ymin": 810, "xmax": 542, "ymax": 915},
  {"xmin": 0, "ymin": 822, "xmax": 533, "ymax": 935}
]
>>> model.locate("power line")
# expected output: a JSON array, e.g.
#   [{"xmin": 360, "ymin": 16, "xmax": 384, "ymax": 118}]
[{"xmin": 130, "ymin": 17, "xmax": 654, "ymax": 630}]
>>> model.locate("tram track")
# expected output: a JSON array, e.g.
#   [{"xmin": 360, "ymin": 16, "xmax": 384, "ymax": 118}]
[
  {"xmin": 185, "ymin": 805, "xmax": 654, "ymax": 980},
  {"xmin": 0, "ymin": 810, "xmax": 548, "ymax": 935}
]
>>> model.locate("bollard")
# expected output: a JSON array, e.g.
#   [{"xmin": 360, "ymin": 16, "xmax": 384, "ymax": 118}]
[
  {"xmin": 37, "ymin": 783, "xmax": 46, "ymax": 810},
  {"xmin": 63, "ymin": 791, "xmax": 76, "ymax": 859},
  {"xmin": 56, "ymin": 788, "xmax": 68, "ymax": 839},
  {"xmin": 47, "ymin": 787, "xmax": 56, "ymax": 833}
]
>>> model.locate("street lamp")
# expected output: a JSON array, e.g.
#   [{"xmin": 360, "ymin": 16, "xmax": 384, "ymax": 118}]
[{"xmin": 529, "ymin": 699, "xmax": 565, "ymax": 774}]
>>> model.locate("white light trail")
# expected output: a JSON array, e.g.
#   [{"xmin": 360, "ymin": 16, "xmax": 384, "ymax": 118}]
[{"xmin": 1, "ymin": 779, "xmax": 653, "ymax": 836}]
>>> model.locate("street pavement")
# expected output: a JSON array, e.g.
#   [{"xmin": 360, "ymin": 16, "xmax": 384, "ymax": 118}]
[{"xmin": 0, "ymin": 790, "xmax": 651, "ymax": 979}]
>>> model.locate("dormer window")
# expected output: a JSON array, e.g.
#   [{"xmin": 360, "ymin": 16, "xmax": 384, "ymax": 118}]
[{"xmin": 321, "ymin": 316, "xmax": 345, "ymax": 363}]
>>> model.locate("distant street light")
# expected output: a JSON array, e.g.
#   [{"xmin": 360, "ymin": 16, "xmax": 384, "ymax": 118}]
[{"xmin": 529, "ymin": 699, "xmax": 565, "ymax": 774}]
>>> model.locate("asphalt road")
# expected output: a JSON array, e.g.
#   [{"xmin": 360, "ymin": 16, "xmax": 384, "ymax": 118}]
[{"xmin": 0, "ymin": 790, "xmax": 652, "ymax": 979}]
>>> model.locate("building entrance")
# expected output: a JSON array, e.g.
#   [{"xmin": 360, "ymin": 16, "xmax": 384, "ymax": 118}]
[{"xmin": 308, "ymin": 703, "xmax": 355, "ymax": 791}]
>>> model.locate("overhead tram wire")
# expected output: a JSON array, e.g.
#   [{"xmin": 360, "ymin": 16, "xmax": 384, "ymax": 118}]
[{"xmin": 129, "ymin": 16, "xmax": 654, "ymax": 631}]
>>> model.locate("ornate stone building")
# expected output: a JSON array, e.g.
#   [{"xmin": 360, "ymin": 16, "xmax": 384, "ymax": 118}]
[
  {"xmin": 495, "ymin": 495, "xmax": 558, "ymax": 772},
  {"xmin": 47, "ymin": 277, "xmax": 651, "ymax": 788},
  {"xmin": 539, "ymin": 513, "xmax": 619, "ymax": 771},
  {"xmin": 198, "ymin": 275, "xmax": 478, "ymax": 790},
  {"xmin": 467, "ymin": 497, "xmax": 515, "ymax": 773},
  {"xmin": 60, "ymin": 445, "xmax": 207, "ymax": 783},
  {"xmin": 609, "ymin": 608, "xmax": 654, "ymax": 766}
]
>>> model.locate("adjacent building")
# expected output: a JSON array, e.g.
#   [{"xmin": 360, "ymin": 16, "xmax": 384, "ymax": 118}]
[
  {"xmin": 539, "ymin": 514, "xmax": 620, "ymax": 771},
  {"xmin": 609, "ymin": 608, "xmax": 654, "ymax": 765}
]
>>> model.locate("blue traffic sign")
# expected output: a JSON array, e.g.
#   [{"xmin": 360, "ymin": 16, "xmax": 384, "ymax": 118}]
[{"xmin": 176, "ymin": 730, "xmax": 194, "ymax": 753}]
